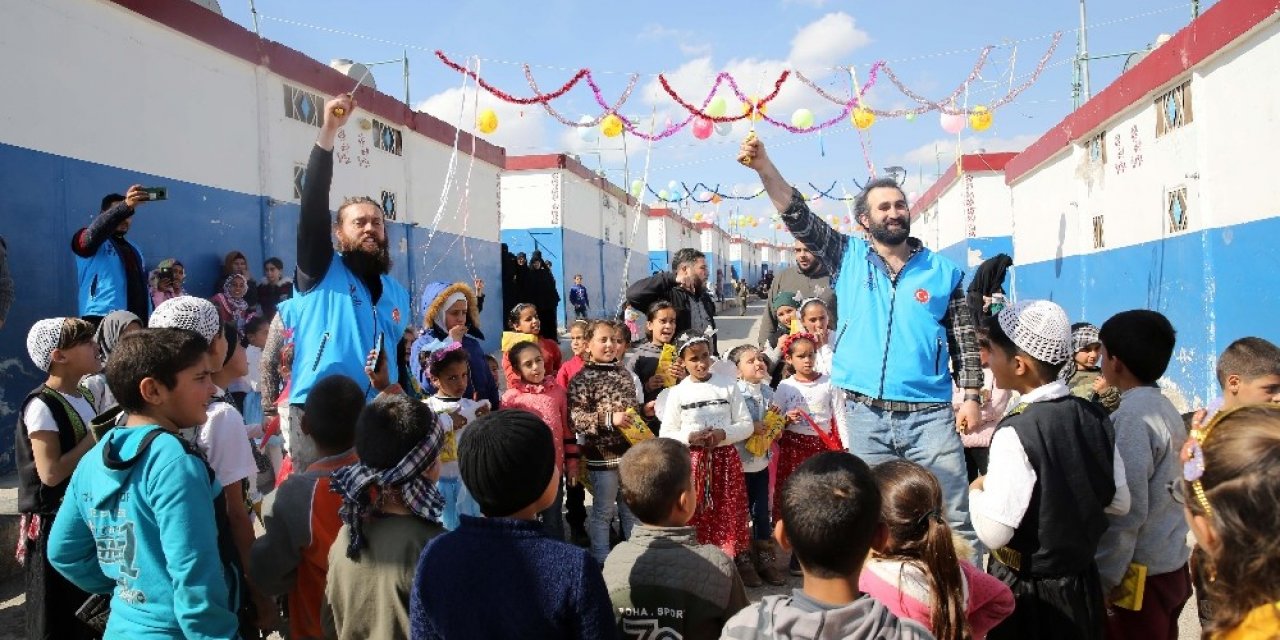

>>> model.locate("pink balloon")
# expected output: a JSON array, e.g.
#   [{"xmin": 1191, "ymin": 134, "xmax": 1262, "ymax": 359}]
[
  {"xmin": 940, "ymin": 112, "xmax": 967, "ymax": 135},
  {"xmin": 692, "ymin": 117, "xmax": 713, "ymax": 140}
]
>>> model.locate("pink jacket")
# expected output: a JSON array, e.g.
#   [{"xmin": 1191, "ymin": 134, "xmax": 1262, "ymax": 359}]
[
  {"xmin": 501, "ymin": 380, "xmax": 576, "ymax": 468},
  {"xmin": 860, "ymin": 558, "xmax": 1014, "ymax": 639},
  {"xmin": 953, "ymin": 367, "xmax": 1011, "ymax": 448}
]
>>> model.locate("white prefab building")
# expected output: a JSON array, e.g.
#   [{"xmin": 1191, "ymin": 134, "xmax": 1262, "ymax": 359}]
[
  {"xmin": 1004, "ymin": 0, "xmax": 1280, "ymax": 408},
  {"xmin": 646, "ymin": 207, "xmax": 700, "ymax": 274},
  {"xmin": 912, "ymin": 153, "xmax": 1017, "ymax": 288}
]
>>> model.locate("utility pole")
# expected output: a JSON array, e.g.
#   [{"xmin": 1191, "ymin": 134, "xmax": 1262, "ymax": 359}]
[
  {"xmin": 1074, "ymin": 0, "xmax": 1091, "ymax": 109},
  {"xmin": 1192, "ymin": 0, "xmax": 1200, "ymax": 18},
  {"xmin": 247, "ymin": 0, "xmax": 260, "ymax": 36},
  {"xmin": 403, "ymin": 48, "xmax": 411, "ymax": 107}
]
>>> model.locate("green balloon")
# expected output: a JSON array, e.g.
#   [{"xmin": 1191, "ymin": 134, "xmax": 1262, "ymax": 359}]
[{"xmin": 707, "ymin": 96, "xmax": 727, "ymax": 118}]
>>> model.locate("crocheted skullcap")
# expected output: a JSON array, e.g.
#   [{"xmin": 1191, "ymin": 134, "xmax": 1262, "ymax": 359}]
[
  {"xmin": 150, "ymin": 296, "xmax": 221, "ymax": 343},
  {"xmin": 26, "ymin": 318, "xmax": 66, "ymax": 372},
  {"xmin": 997, "ymin": 300, "xmax": 1072, "ymax": 365}
]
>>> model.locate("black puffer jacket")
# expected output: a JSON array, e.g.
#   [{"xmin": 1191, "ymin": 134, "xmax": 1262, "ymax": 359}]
[{"xmin": 626, "ymin": 271, "xmax": 718, "ymax": 352}]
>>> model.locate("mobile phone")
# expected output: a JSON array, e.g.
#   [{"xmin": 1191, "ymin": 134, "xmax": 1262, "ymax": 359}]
[
  {"xmin": 371, "ymin": 332, "xmax": 385, "ymax": 370},
  {"xmin": 142, "ymin": 186, "xmax": 168, "ymax": 201}
]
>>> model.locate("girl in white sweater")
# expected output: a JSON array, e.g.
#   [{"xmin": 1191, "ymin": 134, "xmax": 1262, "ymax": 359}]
[
  {"xmin": 658, "ymin": 333, "xmax": 753, "ymax": 560},
  {"xmin": 799, "ymin": 298, "xmax": 837, "ymax": 376},
  {"xmin": 772, "ymin": 333, "xmax": 847, "ymax": 522}
]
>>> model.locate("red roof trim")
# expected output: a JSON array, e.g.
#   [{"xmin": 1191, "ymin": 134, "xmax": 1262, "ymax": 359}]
[
  {"xmin": 504, "ymin": 153, "xmax": 644, "ymax": 209},
  {"xmin": 107, "ymin": 0, "xmax": 505, "ymax": 167},
  {"xmin": 911, "ymin": 153, "xmax": 1017, "ymax": 218},
  {"xmin": 1006, "ymin": 0, "xmax": 1280, "ymax": 184}
]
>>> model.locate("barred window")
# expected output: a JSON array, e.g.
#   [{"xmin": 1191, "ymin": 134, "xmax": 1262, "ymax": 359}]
[
  {"xmin": 1166, "ymin": 187, "xmax": 1188, "ymax": 232},
  {"xmin": 1156, "ymin": 80, "xmax": 1193, "ymax": 136},
  {"xmin": 1087, "ymin": 131, "xmax": 1107, "ymax": 164},
  {"xmin": 283, "ymin": 85, "xmax": 323, "ymax": 127},
  {"xmin": 1092, "ymin": 214, "xmax": 1104, "ymax": 249},
  {"xmin": 292, "ymin": 164, "xmax": 307, "ymax": 201},
  {"xmin": 373, "ymin": 120, "xmax": 403, "ymax": 155},
  {"xmin": 380, "ymin": 191, "xmax": 397, "ymax": 221}
]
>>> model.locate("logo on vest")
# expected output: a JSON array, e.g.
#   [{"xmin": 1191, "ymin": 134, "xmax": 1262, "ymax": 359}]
[
  {"xmin": 914, "ymin": 288, "xmax": 930, "ymax": 304},
  {"xmin": 392, "ymin": 307, "xmax": 401, "ymax": 324},
  {"xmin": 349, "ymin": 284, "xmax": 363, "ymax": 306}
]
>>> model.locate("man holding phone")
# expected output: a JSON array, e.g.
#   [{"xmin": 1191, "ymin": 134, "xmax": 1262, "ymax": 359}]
[{"xmin": 71, "ymin": 186, "xmax": 156, "ymax": 324}]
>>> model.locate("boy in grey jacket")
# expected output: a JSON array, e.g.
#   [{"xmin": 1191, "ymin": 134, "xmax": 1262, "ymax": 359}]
[
  {"xmin": 605, "ymin": 438, "xmax": 748, "ymax": 640},
  {"xmin": 1095, "ymin": 311, "xmax": 1191, "ymax": 639},
  {"xmin": 721, "ymin": 452, "xmax": 933, "ymax": 640}
]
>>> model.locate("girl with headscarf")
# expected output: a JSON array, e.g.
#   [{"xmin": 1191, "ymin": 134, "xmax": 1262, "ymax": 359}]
[
  {"xmin": 221, "ymin": 250, "xmax": 260, "ymax": 311},
  {"xmin": 212, "ymin": 274, "xmax": 252, "ymax": 336},
  {"xmin": 408, "ymin": 281, "xmax": 500, "ymax": 408},
  {"xmin": 78, "ymin": 309, "xmax": 143, "ymax": 416}
]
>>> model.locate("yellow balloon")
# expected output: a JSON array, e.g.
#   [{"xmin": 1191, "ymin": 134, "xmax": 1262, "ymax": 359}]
[
  {"xmin": 969, "ymin": 106, "xmax": 993, "ymax": 132},
  {"xmin": 851, "ymin": 107, "xmax": 875, "ymax": 130},
  {"xmin": 601, "ymin": 114, "xmax": 625, "ymax": 138},
  {"xmin": 476, "ymin": 108, "xmax": 499, "ymax": 134},
  {"xmin": 741, "ymin": 97, "xmax": 767, "ymax": 122},
  {"xmin": 693, "ymin": 212, "xmax": 703, "ymax": 222}
]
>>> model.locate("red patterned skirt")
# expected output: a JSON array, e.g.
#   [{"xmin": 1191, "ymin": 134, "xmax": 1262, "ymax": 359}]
[
  {"xmin": 689, "ymin": 445, "xmax": 750, "ymax": 559},
  {"xmin": 773, "ymin": 430, "xmax": 828, "ymax": 522}
]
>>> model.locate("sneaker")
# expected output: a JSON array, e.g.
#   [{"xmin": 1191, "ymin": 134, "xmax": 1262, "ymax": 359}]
[
  {"xmin": 735, "ymin": 552, "xmax": 763, "ymax": 588},
  {"xmin": 753, "ymin": 540, "xmax": 789, "ymax": 586}
]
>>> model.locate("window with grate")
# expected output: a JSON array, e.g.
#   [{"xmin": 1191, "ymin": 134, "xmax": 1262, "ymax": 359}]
[
  {"xmin": 1087, "ymin": 131, "xmax": 1107, "ymax": 164},
  {"xmin": 373, "ymin": 120, "xmax": 403, "ymax": 155},
  {"xmin": 1155, "ymin": 80, "xmax": 1193, "ymax": 137},
  {"xmin": 1166, "ymin": 187, "xmax": 1188, "ymax": 232},
  {"xmin": 380, "ymin": 190, "xmax": 397, "ymax": 221},
  {"xmin": 292, "ymin": 164, "xmax": 307, "ymax": 201},
  {"xmin": 1092, "ymin": 215, "xmax": 1104, "ymax": 249},
  {"xmin": 283, "ymin": 85, "xmax": 324, "ymax": 127}
]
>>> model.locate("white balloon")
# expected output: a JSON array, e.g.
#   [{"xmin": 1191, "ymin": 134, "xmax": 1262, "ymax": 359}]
[{"xmin": 714, "ymin": 122, "xmax": 733, "ymax": 136}]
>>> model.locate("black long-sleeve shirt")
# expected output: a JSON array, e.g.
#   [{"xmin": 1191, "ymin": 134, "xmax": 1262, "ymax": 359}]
[
  {"xmin": 71, "ymin": 202, "xmax": 149, "ymax": 320},
  {"xmin": 297, "ymin": 144, "xmax": 382, "ymax": 302}
]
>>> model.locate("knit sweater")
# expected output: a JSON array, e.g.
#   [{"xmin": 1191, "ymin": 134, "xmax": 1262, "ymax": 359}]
[
  {"xmin": 859, "ymin": 557, "xmax": 1013, "ymax": 639},
  {"xmin": 502, "ymin": 379, "xmax": 577, "ymax": 468},
  {"xmin": 410, "ymin": 516, "xmax": 616, "ymax": 639},
  {"xmin": 658, "ymin": 373, "xmax": 753, "ymax": 448},
  {"xmin": 556, "ymin": 354, "xmax": 585, "ymax": 389},
  {"xmin": 569, "ymin": 361, "xmax": 642, "ymax": 468},
  {"xmin": 736, "ymin": 381, "xmax": 775, "ymax": 473},
  {"xmin": 775, "ymin": 374, "xmax": 847, "ymax": 441},
  {"xmin": 603, "ymin": 525, "xmax": 748, "ymax": 639}
]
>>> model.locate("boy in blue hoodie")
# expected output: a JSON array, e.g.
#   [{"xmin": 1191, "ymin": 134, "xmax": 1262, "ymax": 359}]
[
  {"xmin": 49, "ymin": 328, "xmax": 240, "ymax": 639},
  {"xmin": 409, "ymin": 281, "xmax": 500, "ymax": 407}
]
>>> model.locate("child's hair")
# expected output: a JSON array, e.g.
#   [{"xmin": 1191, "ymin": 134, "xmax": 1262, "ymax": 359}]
[
  {"xmin": 873, "ymin": 460, "xmax": 969, "ymax": 640},
  {"xmin": 587, "ymin": 318, "xmax": 621, "ymax": 340},
  {"xmin": 506, "ymin": 341, "xmax": 542, "ymax": 371},
  {"xmin": 675, "ymin": 332, "xmax": 711, "ymax": 358},
  {"xmin": 264, "ymin": 256, "xmax": 284, "ymax": 271},
  {"xmin": 727, "ymin": 344, "xmax": 760, "ymax": 365},
  {"xmin": 507, "ymin": 302, "xmax": 537, "ymax": 328},
  {"xmin": 483, "ymin": 353, "xmax": 499, "ymax": 368},
  {"xmin": 975, "ymin": 326, "xmax": 991, "ymax": 350},
  {"xmin": 780, "ymin": 451, "xmax": 881, "ymax": 578},
  {"xmin": 107, "ymin": 329, "xmax": 210, "ymax": 414},
  {"xmin": 59, "ymin": 318, "xmax": 97, "ymax": 351},
  {"xmin": 303, "ymin": 375, "xmax": 366, "ymax": 452},
  {"xmin": 569, "ymin": 318, "xmax": 590, "ymax": 333},
  {"xmin": 244, "ymin": 315, "xmax": 269, "ymax": 338},
  {"xmin": 780, "ymin": 332, "xmax": 817, "ymax": 360},
  {"xmin": 1098, "ymin": 310, "xmax": 1175, "ymax": 384},
  {"xmin": 646, "ymin": 300, "xmax": 675, "ymax": 320},
  {"xmin": 1186, "ymin": 404, "xmax": 1280, "ymax": 636},
  {"xmin": 616, "ymin": 322, "xmax": 633, "ymax": 345},
  {"xmin": 355, "ymin": 393, "xmax": 435, "ymax": 470},
  {"xmin": 982, "ymin": 315, "xmax": 1063, "ymax": 382},
  {"xmin": 799, "ymin": 298, "xmax": 827, "ymax": 316},
  {"xmin": 428, "ymin": 344, "xmax": 470, "ymax": 378},
  {"xmin": 1216, "ymin": 337, "xmax": 1280, "ymax": 387},
  {"xmin": 619, "ymin": 438, "xmax": 692, "ymax": 524}
]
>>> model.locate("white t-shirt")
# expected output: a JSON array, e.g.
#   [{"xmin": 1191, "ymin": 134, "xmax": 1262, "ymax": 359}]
[
  {"xmin": 181, "ymin": 388, "xmax": 259, "ymax": 488},
  {"xmin": 24, "ymin": 391, "xmax": 95, "ymax": 436},
  {"xmin": 774, "ymin": 374, "xmax": 847, "ymax": 440}
]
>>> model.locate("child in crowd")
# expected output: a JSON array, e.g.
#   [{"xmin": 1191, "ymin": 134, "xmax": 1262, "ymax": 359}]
[
  {"xmin": 722, "ymin": 452, "xmax": 934, "ymax": 639},
  {"xmin": 18, "ymin": 318, "xmax": 102, "ymax": 639},
  {"xmin": 570, "ymin": 273, "xmax": 590, "ymax": 320},
  {"xmin": 658, "ymin": 333, "xmax": 753, "ymax": 565},
  {"xmin": 484, "ymin": 353, "xmax": 505, "ymax": 395},
  {"xmin": 798, "ymin": 298, "xmax": 835, "ymax": 375},
  {"xmin": 239, "ymin": 315, "xmax": 270, "ymax": 427},
  {"xmin": 1058, "ymin": 322, "xmax": 1121, "ymax": 413},
  {"xmin": 80, "ymin": 309, "xmax": 142, "ymax": 416},
  {"xmin": 764, "ymin": 291, "xmax": 800, "ymax": 387},
  {"xmin": 861, "ymin": 460, "xmax": 1014, "ymax": 639},
  {"xmin": 503, "ymin": 302, "xmax": 563, "ymax": 379},
  {"xmin": 256, "ymin": 256, "xmax": 294, "ymax": 318},
  {"xmin": 556, "ymin": 319, "xmax": 591, "ymax": 389},
  {"xmin": 212, "ymin": 273, "xmax": 253, "ymax": 336},
  {"xmin": 953, "ymin": 329, "xmax": 1011, "ymax": 481},
  {"xmin": 633, "ymin": 301, "xmax": 684, "ymax": 436},
  {"xmin": 1207, "ymin": 337, "xmax": 1280, "ymax": 417},
  {"xmin": 774, "ymin": 332, "xmax": 847, "ymax": 575},
  {"xmin": 970, "ymin": 300, "xmax": 1130, "ymax": 640},
  {"xmin": 410, "ymin": 281, "xmax": 500, "ymax": 408},
  {"xmin": 502, "ymin": 341, "xmax": 579, "ymax": 540},
  {"xmin": 411, "ymin": 410, "xmax": 616, "ymax": 639},
  {"xmin": 1178, "ymin": 404, "xmax": 1280, "ymax": 638},
  {"xmin": 150, "ymin": 295, "xmax": 229, "ymax": 369},
  {"xmin": 49, "ymin": 328, "xmax": 239, "ymax": 639},
  {"xmin": 423, "ymin": 344, "xmax": 489, "ymax": 530},
  {"xmin": 568, "ymin": 319, "xmax": 642, "ymax": 563},
  {"xmin": 729, "ymin": 344, "xmax": 788, "ymax": 586},
  {"xmin": 616, "ymin": 321, "xmax": 640, "ymax": 373},
  {"xmin": 148, "ymin": 257, "xmax": 186, "ymax": 308},
  {"xmin": 250, "ymin": 375, "xmax": 364, "ymax": 640},
  {"xmin": 1094, "ymin": 310, "xmax": 1191, "ymax": 638},
  {"xmin": 325, "ymin": 394, "xmax": 447, "ymax": 640},
  {"xmin": 557, "ymin": 318, "xmax": 592, "ymax": 544},
  {"xmin": 605, "ymin": 438, "xmax": 748, "ymax": 639}
]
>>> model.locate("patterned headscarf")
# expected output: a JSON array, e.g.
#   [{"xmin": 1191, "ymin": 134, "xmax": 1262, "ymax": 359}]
[
  {"xmin": 221, "ymin": 274, "xmax": 249, "ymax": 318},
  {"xmin": 1059, "ymin": 322, "xmax": 1101, "ymax": 382},
  {"xmin": 330, "ymin": 415, "xmax": 445, "ymax": 559}
]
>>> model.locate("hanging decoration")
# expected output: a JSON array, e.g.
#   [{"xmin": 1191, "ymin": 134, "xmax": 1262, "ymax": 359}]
[
  {"xmin": 969, "ymin": 105, "xmax": 993, "ymax": 131},
  {"xmin": 601, "ymin": 114, "xmax": 625, "ymax": 138},
  {"xmin": 940, "ymin": 111, "xmax": 967, "ymax": 135},
  {"xmin": 851, "ymin": 107, "xmax": 876, "ymax": 130},
  {"xmin": 476, "ymin": 108, "xmax": 499, "ymax": 134},
  {"xmin": 647, "ymin": 181, "xmax": 859, "ymax": 204}
]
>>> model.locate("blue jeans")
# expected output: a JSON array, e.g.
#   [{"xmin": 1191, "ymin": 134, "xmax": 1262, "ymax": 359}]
[
  {"xmin": 844, "ymin": 400, "xmax": 979, "ymax": 556},
  {"xmin": 588, "ymin": 467, "xmax": 637, "ymax": 563},
  {"xmin": 537, "ymin": 478, "xmax": 566, "ymax": 541},
  {"xmin": 744, "ymin": 469, "xmax": 772, "ymax": 541},
  {"xmin": 438, "ymin": 476, "xmax": 480, "ymax": 531}
]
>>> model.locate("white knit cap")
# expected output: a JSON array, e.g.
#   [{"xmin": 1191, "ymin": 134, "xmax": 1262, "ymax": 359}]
[
  {"xmin": 997, "ymin": 300, "xmax": 1072, "ymax": 365},
  {"xmin": 26, "ymin": 318, "xmax": 66, "ymax": 372},
  {"xmin": 150, "ymin": 296, "xmax": 221, "ymax": 342}
]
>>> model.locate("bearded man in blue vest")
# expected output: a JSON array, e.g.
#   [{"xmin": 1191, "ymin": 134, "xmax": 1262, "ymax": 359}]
[
  {"xmin": 283, "ymin": 93, "xmax": 410, "ymax": 467},
  {"xmin": 740, "ymin": 136, "xmax": 985, "ymax": 549},
  {"xmin": 72, "ymin": 188, "xmax": 153, "ymax": 324}
]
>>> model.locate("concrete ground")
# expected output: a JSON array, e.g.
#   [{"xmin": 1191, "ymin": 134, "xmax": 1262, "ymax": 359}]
[{"xmin": 0, "ymin": 298, "xmax": 1201, "ymax": 638}]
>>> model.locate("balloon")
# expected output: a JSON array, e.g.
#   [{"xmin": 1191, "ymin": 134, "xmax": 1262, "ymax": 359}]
[
  {"xmin": 905, "ymin": 112, "xmax": 916, "ymax": 122},
  {"xmin": 630, "ymin": 179, "xmax": 644, "ymax": 198},
  {"xmin": 699, "ymin": 191, "xmax": 711, "ymax": 200},
  {"xmin": 693, "ymin": 212, "xmax": 703, "ymax": 222},
  {"xmin": 577, "ymin": 115, "xmax": 597, "ymax": 141},
  {"xmin": 851, "ymin": 107, "xmax": 875, "ymax": 130},
  {"xmin": 691, "ymin": 117, "xmax": 713, "ymax": 140},
  {"xmin": 476, "ymin": 109, "xmax": 499, "ymax": 134},
  {"xmin": 601, "ymin": 114, "xmax": 625, "ymax": 138},
  {"xmin": 969, "ymin": 106, "xmax": 993, "ymax": 132},
  {"xmin": 658, "ymin": 189, "xmax": 670, "ymax": 200},
  {"xmin": 907, "ymin": 191, "xmax": 918, "ymax": 202},
  {"xmin": 667, "ymin": 180, "xmax": 679, "ymax": 192},
  {"xmin": 705, "ymin": 213, "xmax": 716, "ymax": 223},
  {"xmin": 742, "ymin": 96, "xmax": 767, "ymax": 121},
  {"xmin": 940, "ymin": 112, "xmax": 967, "ymax": 135},
  {"xmin": 711, "ymin": 194, "xmax": 722, "ymax": 204},
  {"xmin": 791, "ymin": 108, "xmax": 814, "ymax": 129},
  {"xmin": 752, "ymin": 220, "xmax": 759, "ymax": 228},
  {"xmin": 706, "ymin": 96, "xmax": 727, "ymax": 118},
  {"xmin": 714, "ymin": 122, "xmax": 733, "ymax": 136}
]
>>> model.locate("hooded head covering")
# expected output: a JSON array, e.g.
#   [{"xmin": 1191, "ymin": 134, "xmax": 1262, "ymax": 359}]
[
  {"xmin": 419, "ymin": 281, "xmax": 480, "ymax": 333},
  {"xmin": 95, "ymin": 310, "xmax": 142, "ymax": 361}
]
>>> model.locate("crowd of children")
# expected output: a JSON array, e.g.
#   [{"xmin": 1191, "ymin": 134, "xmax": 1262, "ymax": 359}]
[{"xmin": 13, "ymin": 263, "xmax": 1280, "ymax": 640}]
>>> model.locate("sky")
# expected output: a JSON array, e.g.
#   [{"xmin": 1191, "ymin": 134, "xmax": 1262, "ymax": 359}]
[{"xmin": 218, "ymin": 0, "xmax": 1210, "ymax": 242}]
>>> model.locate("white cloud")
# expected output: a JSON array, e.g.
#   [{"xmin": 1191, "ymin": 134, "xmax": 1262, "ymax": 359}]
[
  {"xmin": 787, "ymin": 13, "xmax": 871, "ymax": 75},
  {"xmin": 637, "ymin": 24, "xmax": 713, "ymax": 57},
  {"xmin": 416, "ymin": 87, "xmax": 547, "ymax": 153}
]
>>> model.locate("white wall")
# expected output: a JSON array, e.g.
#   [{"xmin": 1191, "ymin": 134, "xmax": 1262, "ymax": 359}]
[{"xmin": 499, "ymin": 171, "xmax": 557, "ymax": 230}]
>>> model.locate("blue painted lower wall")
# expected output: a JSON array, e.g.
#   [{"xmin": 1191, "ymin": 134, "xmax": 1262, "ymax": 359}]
[
  {"xmin": 936, "ymin": 235, "xmax": 1014, "ymax": 290},
  {"xmin": 1012, "ymin": 218, "xmax": 1280, "ymax": 409},
  {"xmin": 0, "ymin": 141, "xmax": 501, "ymax": 472},
  {"xmin": 502, "ymin": 227, "xmax": 645, "ymax": 325},
  {"xmin": 648, "ymin": 251, "xmax": 669, "ymax": 275}
]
